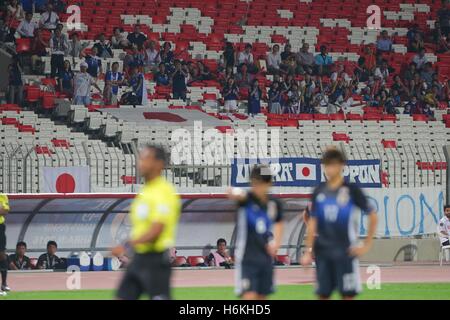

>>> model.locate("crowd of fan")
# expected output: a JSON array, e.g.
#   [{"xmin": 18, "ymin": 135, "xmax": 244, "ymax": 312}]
[{"xmin": 1, "ymin": 0, "xmax": 450, "ymax": 117}]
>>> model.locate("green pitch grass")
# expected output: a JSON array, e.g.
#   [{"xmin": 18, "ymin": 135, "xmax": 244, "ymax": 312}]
[{"xmin": 1, "ymin": 283, "xmax": 450, "ymax": 300}]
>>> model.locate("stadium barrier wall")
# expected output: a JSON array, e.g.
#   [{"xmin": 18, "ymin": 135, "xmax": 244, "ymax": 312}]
[{"xmin": 2, "ymin": 188, "xmax": 444, "ymax": 262}]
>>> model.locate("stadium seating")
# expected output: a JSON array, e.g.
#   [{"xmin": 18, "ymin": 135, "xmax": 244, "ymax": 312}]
[{"xmin": 1, "ymin": 0, "xmax": 449, "ymax": 193}]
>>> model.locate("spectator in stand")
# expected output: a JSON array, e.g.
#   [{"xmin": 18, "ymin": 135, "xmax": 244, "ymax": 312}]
[
  {"xmin": 297, "ymin": 43, "xmax": 315, "ymax": 75},
  {"xmin": 124, "ymin": 44, "xmax": 144, "ymax": 69},
  {"xmin": 144, "ymin": 40, "xmax": 161, "ymax": 73},
  {"xmin": 73, "ymin": 61, "xmax": 101, "ymax": 106},
  {"xmin": 39, "ymin": 3, "xmax": 59, "ymax": 30},
  {"xmin": 268, "ymin": 81, "xmax": 282, "ymax": 114},
  {"xmin": 196, "ymin": 61, "xmax": 213, "ymax": 81},
  {"xmin": 160, "ymin": 41, "xmax": 174, "ymax": 72},
  {"xmin": 57, "ymin": 59, "xmax": 74, "ymax": 97},
  {"xmin": 31, "ymin": 28, "xmax": 48, "ymax": 73},
  {"xmin": 409, "ymin": 32, "xmax": 425, "ymax": 52},
  {"xmin": 392, "ymin": 75, "xmax": 410, "ymax": 99},
  {"xmin": 423, "ymin": 86, "xmax": 440, "ymax": 109},
  {"xmin": 6, "ymin": 0, "xmax": 24, "ymax": 23},
  {"xmin": 4, "ymin": 27, "xmax": 16, "ymax": 43},
  {"xmin": 222, "ymin": 41, "xmax": 235, "ymax": 69},
  {"xmin": 68, "ymin": 32, "xmax": 87, "ymax": 59},
  {"xmin": 280, "ymin": 43, "xmax": 296, "ymax": 75},
  {"xmin": 126, "ymin": 24, "xmax": 146, "ymax": 50},
  {"xmin": 286, "ymin": 82, "xmax": 301, "ymax": 114},
  {"xmin": 7, "ymin": 56, "xmax": 23, "ymax": 105},
  {"xmin": 354, "ymin": 57, "xmax": 370, "ymax": 82},
  {"xmin": 376, "ymin": 30, "xmax": 393, "ymax": 53},
  {"xmin": 406, "ymin": 24, "xmax": 420, "ymax": 47},
  {"xmin": 34, "ymin": 0, "xmax": 47, "ymax": 12},
  {"xmin": 222, "ymin": 77, "xmax": 239, "ymax": 113},
  {"xmin": 171, "ymin": 59, "xmax": 188, "ymax": 100},
  {"xmin": 128, "ymin": 63, "xmax": 147, "ymax": 105},
  {"xmin": 206, "ymin": 238, "xmax": 233, "ymax": 268},
  {"xmin": 0, "ymin": 19, "xmax": 9, "ymax": 43},
  {"xmin": 8, "ymin": 241, "xmax": 31, "ymax": 270},
  {"xmin": 266, "ymin": 44, "xmax": 281, "ymax": 75},
  {"xmin": 300, "ymin": 73, "xmax": 316, "ymax": 111},
  {"xmin": 412, "ymin": 48, "xmax": 428, "ymax": 70},
  {"xmin": 314, "ymin": 45, "xmax": 333, "ymax": 76},
  {"xmin": 238, "ymin": 43, "xmax": 257, "ymax": 74},
  {"xmin": 93, "ymin": 33, "xmax": 113, "ymax": 59},
  {"xmin": 437, "ymin": 0, "xmax": 450, "ymax": 37},
  {"xmin": 432, "ymin": 21, "xmax": 444, "ymax": 45},
  {"xmin": 48, "ymin": 0, "xmax": 65, "ymax": 13},
  {"xmin": 248, "ymin": 79, "xmax": 262, "ymax": 116},
  {"xmin": 36, "ymin": 241, "xmax": 65, "ymax": 270},
  {"xmin": 420, "ymin": 62, "xmax": 435, "ymax": 88},
  {"xmin": 49, "ymin": 25, "xmax": 68, "ymax": 77},
  {"xmin": 104, "ymin": 61, "xmax": 123, "ymax": 105},
  {"xmin": 374, "ymin": 59, "xmax": 390, "ymax": 83},
  {"xmin": 438, "ymin": 34, "xmax": 450, "ymax": 53},
  {"xmin": 444, "ymin": 79, "xmax": 450, "ymax": 106},
  {"xmin": 111, "ymin": 27, "xmax": 129, "ymax": 49},
  {"xmin": 235, "ymin": 63, "xmax": 253, "ymax": 89},
  {"xmin": 155, "ymin": 62, "xmax": 169, "ymax": 86},
  {"xmin": 403, "ymin": 62, "xmax": 418, "ymax": 83},
  {"xmin": 21, "ymin": 0, "xmax": 33, "ymax": 14},
  {"xmin": 16, "ymin": 11, "xmax": 36, "ymax": 38},
  {"xmin": 85, "ymin": 46, "xmax": 102, "ymax": 78},
  {"xmin": 331, "ymin": 64, "xmax": 351, "ymax": 84}
]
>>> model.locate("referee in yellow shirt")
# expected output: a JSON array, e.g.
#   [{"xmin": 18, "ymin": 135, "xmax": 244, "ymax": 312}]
[
  {"xmin": 0, "ymin": 194, "xmax": 10, "ymax": 296},
  {"xmin": 112, "ymin": 145, "xmax": 181, "ymax": 300}
]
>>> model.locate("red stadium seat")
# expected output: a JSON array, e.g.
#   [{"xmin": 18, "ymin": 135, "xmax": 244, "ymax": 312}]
[
  {"xmin": 332, "ymin": 132, "xmax": 350, "ymax": 143},
  {"xmin": 276, "ymin": 255, "xmax": 291, "ymax": 265},
  {"xmin": 173, "ymin": 256, "xmax": 188, "ymax": 267},
  {"xmin": 187, "ymin": 256, "xmax": 206, "ymax": 267},
  {"xmin": 382, "ymin": 139, "xmax": 397, "ymax": 148},
  {"xmin": 15, "ymin": 38, "xmax": 31, "ymax": 53}
]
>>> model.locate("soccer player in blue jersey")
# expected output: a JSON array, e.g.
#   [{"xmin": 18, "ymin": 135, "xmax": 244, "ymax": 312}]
[
  {"xmin": 301, "ymin": 149, "xmax": 378, "ymax": 299},
  {"xmin": 228, "ymin": 165, "xmax": 284, "ymax": 300}
]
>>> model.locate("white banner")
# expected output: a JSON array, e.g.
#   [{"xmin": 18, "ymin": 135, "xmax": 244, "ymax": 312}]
[
  {"xmin": 361, "ymin": 187, "xmax": 445, "ymax": 237},
  {"xmin": 41, "ymin": 167, "xmax": 90, "ymax": 193}
]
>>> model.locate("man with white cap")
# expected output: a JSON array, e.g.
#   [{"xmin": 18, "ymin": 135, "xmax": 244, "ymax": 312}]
[{"xmin": 73, "ymin": 61, "xmax": 101, "ymax": 106}]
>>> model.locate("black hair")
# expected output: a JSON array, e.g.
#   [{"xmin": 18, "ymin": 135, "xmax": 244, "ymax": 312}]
[
  {"xmin": 16, "ymin": 241, "xmax": 27, "ymax": 248},
  {"xmin": 444, "ymin": 205, "xmax": 450, "ymax": 210},
  {"xmin": 144, "ymin": 144, "xmax": 167, "ymax": 165},
  {"xmin": 321, "ymin": 149, "xmax": 347, "ymax": 165},
  {"xmin": 47, "ymin": 240, "xmax": 57, "ymax": 248},
  {"xmin": 250, "ymin": 164, "xmax": 272, "ymax": 183},
  {"xmin": 217, "ymin": 238, "xmax": 227, "ymax": 246}
]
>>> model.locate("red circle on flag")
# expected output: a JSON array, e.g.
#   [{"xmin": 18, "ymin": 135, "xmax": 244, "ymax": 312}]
[
  {"xmin": 55, "ymin": 173, "xmax": 76, "ymax": 193},
  {"xmin": 302, "ymin": 167, "xmax": 311, "ymax": 177}
]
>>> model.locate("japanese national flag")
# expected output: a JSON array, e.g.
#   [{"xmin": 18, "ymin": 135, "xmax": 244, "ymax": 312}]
[
  {"xmin": 295, "ymin": 163, "xmax": 317, "ymax": 181},
  {"xmin": 42, "ymin": 166, "xmax": 90, "ymax": 193}
]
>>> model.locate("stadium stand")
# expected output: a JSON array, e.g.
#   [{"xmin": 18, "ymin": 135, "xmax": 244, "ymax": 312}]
[{"xmin": 0, "ymin": 0, "xmax": 449, "ymax": 193}]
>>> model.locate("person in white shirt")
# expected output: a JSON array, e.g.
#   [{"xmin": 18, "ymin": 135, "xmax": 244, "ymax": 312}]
[
  {"xmin": 438, "ymin": 205, "xmax": 450, "ymax": 246},
  {"xmin": 238, "ymin": 43, "xmax": 258, "ymax": 73},
  {"xmin": 412, "ymin": 48, "xmax": 428, "ymax": 70},
  {"xmin": 374, "ymin": 60, "xmax": 390, "ymax": 83},
  {"xmin": 266, "ymin": 44, "xmax": 281, "ymax": 75},
  {"xmin": 73, "ymin": 62, "xmax": 101, "ymax": 106},
  {"xmin": 144, "ymin": 40, "xmax": 161, "ymax": 73},
  {"xmin": 17, "ymin": 12, "xmax": 37, "ymax": 38},
  {"xmin": 49, "ymin": 27, "xmax": 68, "ymax": 77},
  {"xmin": 39, "ymin": 4, "xmax": 59, "ymax": 30}
]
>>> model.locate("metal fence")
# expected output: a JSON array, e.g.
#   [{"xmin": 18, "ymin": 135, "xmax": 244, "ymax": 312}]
[{"xmin": 0, "ymin": 142, "xmax": 447, "ymax": 193}]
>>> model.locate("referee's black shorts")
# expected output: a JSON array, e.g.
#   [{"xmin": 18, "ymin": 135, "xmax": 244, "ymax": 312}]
[
  {"xmin": 117, "ymin": 250, "xmax": 172, "ymax": 300},
  {"xmin": 0, "ymin": 224, "xmax": 6, "ymax": 252}
]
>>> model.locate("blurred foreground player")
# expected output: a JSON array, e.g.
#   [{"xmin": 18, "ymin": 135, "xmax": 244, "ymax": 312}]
[
  {"xmin": 228, "ymin": 165, "xmax": 284, "ymax": 300},
  {"xmin": 0, "ymin": 194, "xmax": 10, "ymax": 296},
  {"xmin": 301, "ymin": 149, "xmax": 377, "ymax": 299},
  {"xmin": 112, "ymin": 145, "xmax": 181, "ymax": 300}
]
